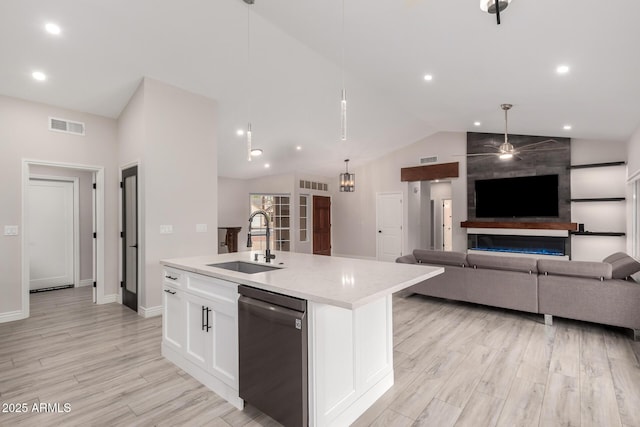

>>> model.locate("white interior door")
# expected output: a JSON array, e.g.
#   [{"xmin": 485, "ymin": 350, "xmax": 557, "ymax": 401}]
[
  {"xmin": 28, "ymin": 179, "xmax": 74, "ymax": 290},
  {"xmin": 376, "ymin": 192, "xmax": 403, "ymax": 262},
  {"xmin": 442, "ymin": 199, "xmax": 453, "ymax": 251}
]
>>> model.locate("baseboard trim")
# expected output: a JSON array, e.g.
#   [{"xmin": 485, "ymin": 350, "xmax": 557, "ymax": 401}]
[
  {"xmin": 98, "ymin": 294, "xmax": 118, "ymax": 304},
  {"xmin": 0, "ymin": 310, "xmax": 27, "ymax": 323},
  {"xmin": 78, "ymin": 279, "xmax": 93, "ymax": 287},
  {"xmin": 139, "ymin": 305, "xmax": 162, "ymax": 318}
]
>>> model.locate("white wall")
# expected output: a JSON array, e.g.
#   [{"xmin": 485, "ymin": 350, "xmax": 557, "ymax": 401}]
[
  {"xmin": 0, "ymin": 95, "xmax": 119, "ymax": 318},
  {"xmin": 331, "ymin": 132, "xmax": 467, "ymax": 259},
  {"xmin": 118, "ymin": 78, "xmax": 218, "ymax": 311},
  {"xmin": 29, "ymin": 165, "xmax": 94, "ymax": 284},
  {"xmin": 627, "ymin": 123, "xmax": 640, "ymax": 181}
]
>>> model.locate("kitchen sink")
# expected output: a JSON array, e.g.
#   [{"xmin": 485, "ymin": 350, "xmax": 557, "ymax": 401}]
[{"xmin": 207, "ymin": 261, "xmax": 281, "ymax": 274}]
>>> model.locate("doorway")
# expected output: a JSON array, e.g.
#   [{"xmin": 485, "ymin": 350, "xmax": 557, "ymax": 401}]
[
  {"xmin": 442, "ymin": 199, "xmax": 453, "ymax": 251},
  {"xmin": 312, "ymin": 196, "xmax": 331, "ymax": 256},
  {"xmin": 28, "ymin": 177, "xmax": 77, "ymax": 291},
  {"xmin": 376, "ymin": 192, "xmax": 403, "ymax": 262},
  {"xmin": 122, "ymin": 166, "xmax": 139, "ymax": 312},
  {"xmin": 22, "ymin": 160, "xmax": 105, "ymax": 318}
]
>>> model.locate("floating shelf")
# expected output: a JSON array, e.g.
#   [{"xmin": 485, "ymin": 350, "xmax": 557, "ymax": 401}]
[
  {"xmin": 570, "ymin": 197, "xmax": 626, "ymax": 202},
  {"xmin": 568, "ymin": 161, "xmax": 626, "ymax": 170},
  {"xmin": 570, "ymin": 232, "xmax": 626, "ymax": 237}
]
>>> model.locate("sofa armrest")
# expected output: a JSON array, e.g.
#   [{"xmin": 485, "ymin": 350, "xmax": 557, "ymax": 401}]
[
  {"xmin": 396, "ymin": 254, "xmax": 417, "ymax": 264},
  {"xmin": 538, "ymin": 259, "xmax": 612, "ymax": 280}
]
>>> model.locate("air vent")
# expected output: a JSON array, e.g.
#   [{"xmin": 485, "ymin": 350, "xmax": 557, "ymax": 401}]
[
  {"xmin": 420, "ymin": 156, "xmax": 438, "ymax": 164},
  {"xmin": 299, "ymin": 180, "xmax": 328, "ymax": 191},
  {"xmin": 49, "ymin": 117, "xmax": 85, "ymax": 136}
]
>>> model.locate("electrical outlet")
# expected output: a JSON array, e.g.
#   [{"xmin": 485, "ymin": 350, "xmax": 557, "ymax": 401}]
[
  {"xmin": 160, "ymin": 225, "xmax": 173, "ymax": 234},
  {"xmin": 4, "ymin": 225, "xmax": 19, "ymax": 236},
  {"xmin": 196, "ymin": 224, "xmax": 208, "ymax": 233}
]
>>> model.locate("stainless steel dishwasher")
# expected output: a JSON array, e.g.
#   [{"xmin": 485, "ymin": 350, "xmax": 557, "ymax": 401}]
[{"xmin": 238, "ymin": 285, "xmax": 308, "ymax": 427}]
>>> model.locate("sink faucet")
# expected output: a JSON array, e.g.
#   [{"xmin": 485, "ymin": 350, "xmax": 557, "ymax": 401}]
[{"xmin": 247, "ymin": 209, "xmax": 276, "ymax": 263}]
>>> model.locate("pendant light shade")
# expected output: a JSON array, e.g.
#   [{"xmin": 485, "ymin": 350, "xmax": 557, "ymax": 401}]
[{"xmin": 339, "ymin": 159, "xmax": 355, "ymax": 192}]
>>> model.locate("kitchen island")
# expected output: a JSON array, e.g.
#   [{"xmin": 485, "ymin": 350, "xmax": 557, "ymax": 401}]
[{"xmin": 160, "ymin": 251, "xmax": 442, "ymax": 427}]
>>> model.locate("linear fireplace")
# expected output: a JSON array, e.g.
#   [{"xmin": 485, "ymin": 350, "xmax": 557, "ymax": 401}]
[{"xmin": 468, "ymin": 234, "xmax": 568, "ymax": 257}]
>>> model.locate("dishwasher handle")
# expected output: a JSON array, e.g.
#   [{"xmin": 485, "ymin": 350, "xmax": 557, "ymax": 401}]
[{"xmin": 239, "ymin": 295, "xmax": 305, "ymax": 329}]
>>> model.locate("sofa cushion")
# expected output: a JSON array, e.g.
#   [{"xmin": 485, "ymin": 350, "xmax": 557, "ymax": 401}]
[
  {"xmin": 413, "ymin": 249, "xmax": 468, "ymax": 267},
  {"xmin": 538, "ymin": 259, "xmax": 612, "ymax": 280},
  {"xmin": 396, "ymin": 254, "xmax": 417, "ymax": 264},
  {"xmin": 467, "ymin": 253, "xmax": 537, "ymax": 273},
  {"xmin": 602, "ymin": 252, "xmax": 640, "ymax": 279}
]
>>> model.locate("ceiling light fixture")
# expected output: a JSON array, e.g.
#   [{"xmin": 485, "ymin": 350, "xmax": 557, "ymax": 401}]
[
  {"xmin": 474, "ymin": 121, "xmax": 481, "ymax": 126},
  {"xmin": 264, "ymin": 163, "xmax": 270, "ymax": 168},
  {"xmin": 250, "ymin": 148, "xmax": 263, "ymax": 156},
  {"xmin": 563, "ymin": 125, "xmax": 572, "ymax": 130},
  {"xmin": 424, "ymin": 74, "xmax": 433, "ymax": 81},
  {"xmin": 45, "ymin": 23, "xmax": 61, "ymax": 35},
  {"xmin": 236, "ymin": 129, "xmax": 244, "ymax": 136},
  {"xmin": 480, "ymin": 0, "xmax": 511, "ymax": 25},
  {"xmin": 244, "ymin": 0, "xmax": 254, "ymax": 161},
  {"xmin": 339, "ymin": 159, "xmax": 355, "ymax": 192},
  {"xmin": 340, "ymin": 0, "xmax": 347, "ymax": 141},
  {"xmin": 32, "ymin": 71, "xmax": 46, "ymax": 81},
  {"xmin": 556, "ymin": 65, "xmax": 570, "ymax": 74}
]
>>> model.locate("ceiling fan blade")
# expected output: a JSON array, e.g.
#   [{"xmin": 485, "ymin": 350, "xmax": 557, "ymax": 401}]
[
  {"xmin": 517, "ymin": 139, "xmax": 558, "ymax": 150},
  {"xmin": 518, "ymin": 147, "xmax": 567, "ymax": 153},
  {"xmin": 466, "ymin": 153, "xmax": 500, "ymax": 157}
]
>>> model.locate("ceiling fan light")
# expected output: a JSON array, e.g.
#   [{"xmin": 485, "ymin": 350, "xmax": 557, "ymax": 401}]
[
  {"xmin": 499, "ymin": 153, "xmax": 513, "ymax": 160},
  {"xmin": 480, "ymin": 0, "xmax": 511, "ymax": 13}
]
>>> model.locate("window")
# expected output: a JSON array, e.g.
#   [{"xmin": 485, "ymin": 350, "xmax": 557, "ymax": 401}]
[
  {"xmin": 300, "ymin": 195, "xmax": 309, "ymax": 242},
  {"xmin": 249, "ymin": 194, "xmax": 291, "ymax": 251}
]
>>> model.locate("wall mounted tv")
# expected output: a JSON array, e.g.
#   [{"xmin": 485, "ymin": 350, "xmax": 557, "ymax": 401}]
[{"xmin": 475, "ymin": 174, "xmax": 559, "ymax": 218}]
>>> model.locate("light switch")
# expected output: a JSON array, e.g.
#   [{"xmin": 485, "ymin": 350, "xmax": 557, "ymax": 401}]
[
  {"xmin": 4, "ymin": 225, "xmax": 19, "ymax": 236},
  {"xmin": 196, "ymin": 224, "xmax": 208, "ymax": 233},
  {"xmin": 160, "ymin": 225, "xmax": 173, "ymax": 234}
]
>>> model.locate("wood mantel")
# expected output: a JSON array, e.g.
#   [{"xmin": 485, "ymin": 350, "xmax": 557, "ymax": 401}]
[{"xmin": 461, "ymin": 221, "xmax": 578, "ymax": 231}]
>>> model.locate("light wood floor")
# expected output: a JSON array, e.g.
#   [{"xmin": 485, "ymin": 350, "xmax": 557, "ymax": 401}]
[{"xmin": 1, "ymin": 287, "xmax": 639, "ymax": 427}]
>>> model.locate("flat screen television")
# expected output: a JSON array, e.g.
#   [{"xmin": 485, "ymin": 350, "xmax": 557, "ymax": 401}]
[{"xmin": 475, "ymin": 174, "xmax": 559, "ymax": 218}]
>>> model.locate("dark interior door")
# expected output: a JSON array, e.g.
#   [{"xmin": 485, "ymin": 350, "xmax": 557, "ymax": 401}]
[
  {"xmin": 313, "ymin": 196, "xmax": 331, "ymax": 256},
  {"xmin": 122, "ymin": 166, "xmax": 138, "ymax": 312}
]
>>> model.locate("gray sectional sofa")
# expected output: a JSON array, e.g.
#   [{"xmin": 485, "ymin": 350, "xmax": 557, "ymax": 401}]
[{"xmin": 397, "ymin": 250, "xmax": 640, "ymax": 340}]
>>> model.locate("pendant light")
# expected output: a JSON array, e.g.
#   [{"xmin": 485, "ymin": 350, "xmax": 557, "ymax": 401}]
[
  {"xmin": 480, "ymin": 0, "xmax": 511, "ymax": 25},
  {"xmin": 339, "ymin": 159, "xmax": 355, "ymax": 192},
  {"xmin": 244, "ymin": 0, "xmax": 254, "ymax": 161},
  {"xmin": 340, "ymin": 0, "xmax": 347, "ymax": 141}
]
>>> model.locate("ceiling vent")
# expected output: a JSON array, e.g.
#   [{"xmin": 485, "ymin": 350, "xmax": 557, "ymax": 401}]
[
  {"xmin": 49, "ymin": 117, "xmax": 85, "ymax": 136},
  {"xmin": 420, "ymin": 155, "xmax": 438, "ymax": 164}
]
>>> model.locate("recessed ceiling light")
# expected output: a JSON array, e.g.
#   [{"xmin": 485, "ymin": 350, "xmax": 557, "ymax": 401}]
[
  {"xmin": 264, "ymin": 163, "xmax": 270, "ymax": 168},
  {"xmin": 556, "ymin": 65, "xmax": 570, "ymax": 74},
  {"xmin": 236, "ymin": 129, "xmax": 244, "ymax": 136},
  {"xmin": 32, "ymin": 71, "xmax": 47, "ymax": 81},
  {"xmin": 45, "ymin": 23, "xmax": 61, "ymax": 35},
  {"xmin": 423, "ymin": 74, "xmax": 433, "ymax": 81},
  {"xmin": 563, "ymin": 125, "xmax": 572, "ymax": 130},
  {"xmin": 474, "ymin": 121, "xmax": 481, "ymax": 126},
  {"xmin": 296, "ymin": 146, "xmax": 302, "ymax": 151},
  {"xmin": 250, "ymin": 148, "xmax": 263, "ymax": 157}
]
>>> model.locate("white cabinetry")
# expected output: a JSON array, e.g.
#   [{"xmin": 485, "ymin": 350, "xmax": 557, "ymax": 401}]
[{"xmin": 161, "ymin": 267, "xmax": 242, "ymax": 409}]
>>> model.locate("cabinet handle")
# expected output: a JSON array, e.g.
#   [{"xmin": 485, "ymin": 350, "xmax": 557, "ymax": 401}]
[
  {"xmin": 165, "ymin": 275, "xmax": 178, "ymax": 280},
  {"xmin": 202, "ymin": 306, "xmax": 206, "ymax": 331},
  {"xmin": 163, "ymin": 289, "xmax": 176, "ymax": 295},
  {"xmin": 206, "ymin": 307, "xmax": 212, "ymax": 332}
]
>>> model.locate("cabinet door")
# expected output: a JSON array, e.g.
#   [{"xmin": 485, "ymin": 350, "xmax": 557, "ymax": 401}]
[
  {"xmin": 162, "ymin": 285, "xmax": 184, "ymax": 353},
  {"xmin": 209, "ymin": 302, "xmax": 239, "ymax": 388},
  {"xmin": 184, "ymin": 293, "xmax": 211, "ymax": 370}
]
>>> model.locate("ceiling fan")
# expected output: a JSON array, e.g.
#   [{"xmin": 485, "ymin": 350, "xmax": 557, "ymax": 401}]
[{"xmin": 467, "ymin": 104, "xmax": 563, "ymax": 161}]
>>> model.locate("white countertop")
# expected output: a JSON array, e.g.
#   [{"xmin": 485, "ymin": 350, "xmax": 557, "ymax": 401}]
[{"xmin": 161, "ymin": 251, "xmax": 443, "ymax": 309}]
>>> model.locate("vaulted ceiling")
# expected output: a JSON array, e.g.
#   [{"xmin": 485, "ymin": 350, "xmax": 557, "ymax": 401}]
[{"xmin": 2, "ymin": 0, "xmax": 639, "ymax": 178}]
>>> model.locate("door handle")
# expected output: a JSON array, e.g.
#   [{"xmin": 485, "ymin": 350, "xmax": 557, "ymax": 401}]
[
  {"xmin": 202, "ymin": 306, "xmax": 212, "ymax": 332},
  {"xmin": 378, "ymin": 230, "xmax": 382, "ymax": 233},
  {"xmin": 164, "ymin": 289, "xmax": 176, "ymax": 295},
  {"xmin": 129, "ymin": 244, "xmax": 138, "ymax": 248}
]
